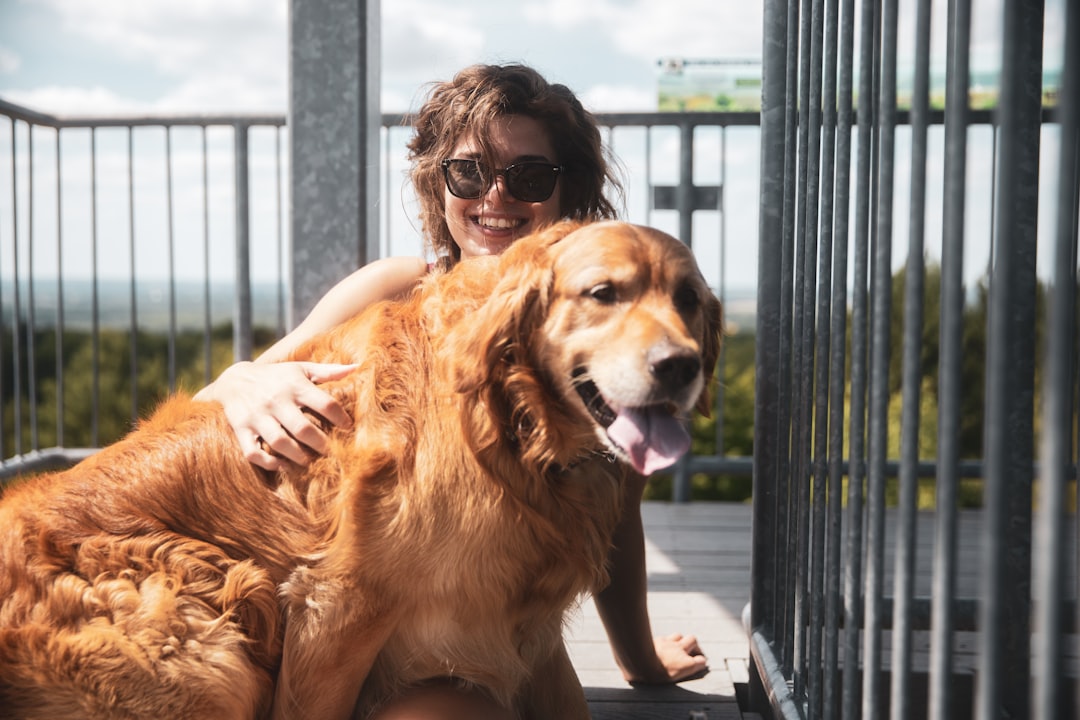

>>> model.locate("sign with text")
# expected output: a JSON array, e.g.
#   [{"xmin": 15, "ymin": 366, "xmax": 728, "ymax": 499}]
[{"xmin": 657, "ymin": 58, "xmax": 762, "ymax": 112}]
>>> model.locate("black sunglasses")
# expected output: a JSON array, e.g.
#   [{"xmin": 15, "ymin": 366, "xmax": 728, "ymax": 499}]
[{"xmin": 441, "ymin": 158, "xmax": 563, "ymax": 203}]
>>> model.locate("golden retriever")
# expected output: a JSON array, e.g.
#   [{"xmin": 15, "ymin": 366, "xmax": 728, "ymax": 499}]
[{"xmin": 0, "ymin": 221, "xmax": 723, "ymax": 720}]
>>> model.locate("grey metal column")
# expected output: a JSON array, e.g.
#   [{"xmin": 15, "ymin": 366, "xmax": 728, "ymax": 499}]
[
  {"xmin": 289, "ymin": 0, "xmax": 381, "ymax": 326},
  {"xmin": 1033, "ymin": 1, "xmax": 1079, "ymax": 717},
  {"xmin": 748, "ymin": 0, "xmax": 787, "ymax": 711},
  {"xmin": 977, "ymin": 0, "xmax": 1044, "ymax": 716},
  {"xmin": 928, "ymin": 0, "xmax": 972, "ymax": 717}
]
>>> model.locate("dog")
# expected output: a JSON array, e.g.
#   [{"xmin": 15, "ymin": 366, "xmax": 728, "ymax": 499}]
[{"xmin": 0, "ymin": 221, "xmax": 723, "ymax": 720}]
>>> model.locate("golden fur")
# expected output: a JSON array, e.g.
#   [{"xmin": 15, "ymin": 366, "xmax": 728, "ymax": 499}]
[{"xmin": 0, "ymin": 221, "xmax": 723, "ymax": 720}]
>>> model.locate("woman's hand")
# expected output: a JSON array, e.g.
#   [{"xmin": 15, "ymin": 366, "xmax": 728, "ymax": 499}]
[
  {"xmin": 195, "ymin": 360, "xmax": 357, "ymax": 470},
  {"xmin": 650, "ymin": 633, "xmax": 708, "ymax": 683}
]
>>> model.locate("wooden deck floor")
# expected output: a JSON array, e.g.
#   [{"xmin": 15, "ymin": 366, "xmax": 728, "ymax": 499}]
[
  {"xmin": 582, "ymin": 502, "xmax": 1080, "ymax": 719},
  {"xmin": 565, "ymin": 501, "xmax": 756, "ymax": 720}
]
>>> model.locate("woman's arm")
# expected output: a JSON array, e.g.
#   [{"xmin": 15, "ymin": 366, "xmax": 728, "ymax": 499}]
[
  {"xmin": 594, "ymin": 472, "xmax": 709, "ymax": 684},
  {"xmin": 195, "ymin": 255, "xmax": 429, "ymax": 469},
  {"xmin": 255, "ymin": 255, "xmax": 430, "ymax": 363}
]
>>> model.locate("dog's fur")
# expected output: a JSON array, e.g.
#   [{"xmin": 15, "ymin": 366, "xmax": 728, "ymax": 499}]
[{"xmin": 0, "ymin": 221, "xmax": 722, "ymax": 720}]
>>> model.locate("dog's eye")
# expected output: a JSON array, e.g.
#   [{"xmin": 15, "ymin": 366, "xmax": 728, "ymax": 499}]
[
  {"xmin": 587, "ymin": 283, "xmax": 617, "ymax": 304},
  {"xmin": 674, "ymin": 283, "xmax": 700, "ymax": 312}
]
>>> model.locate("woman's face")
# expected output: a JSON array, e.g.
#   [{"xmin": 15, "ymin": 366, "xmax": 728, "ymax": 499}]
[{"xmin": 443, "ymin": 114, "xmax": 563, "ymax": 258}]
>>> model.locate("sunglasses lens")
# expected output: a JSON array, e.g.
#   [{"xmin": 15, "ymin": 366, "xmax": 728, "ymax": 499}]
[
  {"xmin": 505, "ymin": 163, "xmax": 559, "ymax": 202},
  {"xmin": 444, "ymin": 160, "xmax": 486, "ymax": 198},
  {"xmin": 443, "ymin": 160, "xmax": 560, "ymax": 202}
]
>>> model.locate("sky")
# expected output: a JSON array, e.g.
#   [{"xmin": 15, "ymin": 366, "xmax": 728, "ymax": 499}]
[
  {"xmin": 0, "ymin": 0, "xmax": 1070, "ymax": 309},
  {"xmin": 0, "ymin": 0, "xmax": 766, "ymax": 115},
  {"xmin": 0, "ymin": 0, "xmax": 772, "ymax": 304},
  {"xmin": 1, "ymin": 0, "xmax": 1064, "ymax": 116}
]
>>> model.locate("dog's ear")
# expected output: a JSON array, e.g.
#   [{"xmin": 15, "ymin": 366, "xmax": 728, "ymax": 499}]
[
  {"xmin": 695, "ymin": 291, "xmax": 724, "ymax": 417},
  {"xmin": 451, "ymin": 221, "xmax": 583, "ymax": 395}
]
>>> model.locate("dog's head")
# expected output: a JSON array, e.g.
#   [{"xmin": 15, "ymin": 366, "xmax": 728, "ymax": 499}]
[{"xmin": 449, "ymin": 220, "xmax": 723, "ymax": 476}]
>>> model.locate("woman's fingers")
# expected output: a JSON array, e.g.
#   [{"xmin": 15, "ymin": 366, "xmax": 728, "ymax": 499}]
[{"xmin": 204, "ymin": 361, "xmax": 358, "ymax": 467}]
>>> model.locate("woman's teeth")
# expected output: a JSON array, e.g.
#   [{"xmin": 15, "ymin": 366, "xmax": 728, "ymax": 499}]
[{"xmin": 476, "ymin": 216, "xmax": 524, "ymax": 230}]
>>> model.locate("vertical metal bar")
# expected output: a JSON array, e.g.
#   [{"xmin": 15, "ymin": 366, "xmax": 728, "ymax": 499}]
[
  {"xmin": 0, "ymin": 117, "xmax": 6, "ymax": 455},
  {"xmin": 276, "ymin": 126, "xmax": 285, "ymax": 337},
  {"xmin": 672, "ymin": 122, "xmax": 695, "ymax": 504},
  {"xmin": 804, "ymin": 0, "xmax": 830, "ymax": 710},
  {"xmin": 202, "ymin": 126, "xmax": 212, "ymax": 386},
  {"xmin": 382, "ymin": 125, "xmax": 391, "ymax": 259},
  {"xmin": 127, "ymin": 127, "xmax": 137, "ymax": 423},
  {"xmin": 812, "ymin": 0, "xmax": 846, "ymax": 716},
  {"xmin": 9, "ymin": 119, "xmax": 22, "ymax": 455},
  {"xmin": 977, "ymin": 0, "xmax": 1043, "ymax": 715},
  {"xmin": 26, "ymin": 124, "xmax": 37, "ymax": 451},
  {"xmin": 165, "ymin": 126, "xmax": 177, "ymax": 392},
  {"xmin": 715, "ymin": 127, "xmax": 727, "ymax": 455},
  {"xmin": 234, "ymin": 122, "xmax": 253, "ymax": 362},
  {"xmin": 841, "ymin": 0, "xmax": 878, "ymax": 714},
  {"xmin": 750, "ymin": 0, "xmax": 791, "ymax": 708},
  {"xmin": 988, "ymin": 125, "xmax": 998, "ymax": 271},
  {"xmin": 889, "ymin": 0, "xmax": 932, "ymax": 716},
  {"xmin": 677, "ymin": 122, "xmax": 694, "ymax": 248},
  {"xmin": 825, "ymin": 0, "xmax": 851, "ymax": 716},
  {"xmin": 1, "ymin": 117, "xmax": 14, "ymax": 455},
  {"xmin": 776, "ymin": 0, "xmax": 800, "ymax": 674},
  {"xmin": 89, "ymin": 127, "xmax": 99, "ymax": 447},
  {"xmin": 54, "ymin": 128, "xmax": 64, "ymax": 448},
  {"xmin": 645, "ymin": 127, "xmax": 653, "ymax": 224},
  {"xmin": 1032, "ymin": 1, "xmax": 1078, "ymax": 712},
  {"xmin": 789, "ymin": 0, "xmax": 815, "ymax": 692},
  {"xmin": 864, "ymin": 0, "xmax": 898, "ymax": 714},
  {"xmin": 928, "ymin": 0, "xmax": 971, "ymax": 716}
]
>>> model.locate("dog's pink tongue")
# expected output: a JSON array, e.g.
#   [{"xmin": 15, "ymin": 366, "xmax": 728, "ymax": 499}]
[{"xmin": 606, "ymin": 407, "xmax": 691, "ymax": 476}]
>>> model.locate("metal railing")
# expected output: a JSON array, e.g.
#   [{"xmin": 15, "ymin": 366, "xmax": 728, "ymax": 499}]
[
  {"xmin": 750, "ymin": 0, "xmax": 1078, "ymax": 717},
  {"xmin": 0, "ymin": 101, "xmax": 759, "ymax": 483},
  {"xmin": 0, "ymin": 99, "xmax": 287, "ymax": 473}
]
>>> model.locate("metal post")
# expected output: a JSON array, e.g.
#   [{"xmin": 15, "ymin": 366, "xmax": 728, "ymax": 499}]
[
  {"xmin": 1033, "ymin": 2, "xmax": 1079, "ymax": 717},
  {"xmin": 890, "ymin": 0, "xmax": 932, "ymax": 715},
  {"xmin": 977, "ymin": 0, "xmax": 1043, "ymax": 717},
  {"xmin": 750, "ymin": 0, "xmax": 789, "ymax": 711},
  {"xmin": 928, "ymin": 0, "xmax": 972, "ymax": 717},
  {"xmin": 864, "ymin": 0, "xmax": 899, "ymax": 714},
  {"xmin": 289, "ymin": 0, "xmax": 381, "ymax": 327}
]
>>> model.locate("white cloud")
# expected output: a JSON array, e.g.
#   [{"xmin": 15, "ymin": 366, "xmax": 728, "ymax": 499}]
[
  {"xmin": 381, "ymin": 0, "xmax": 486, "ymax": 107},
  {"xmin": 0, "ymin": 46, "xmax": 20, "ymax": 75},
  {"xmin": 580, "ymin": 83, "xmax": 656, "ymax": 112},
  {"xmin": 37, "ymin": 0, "xmax": 286, "ymax": 73},
  {"xmin": 1, "ymin": 85, "xmax": 149, "ymax": 116},
  {"xmin": 156, "ymin": 75, "xmax": 285, "ymax": 115},
  {"xmin": 522, "ymin": 0, "xmax": 763, "ymax": 60},
  {"xmin": 32, "ymin": 0, "xmax": 287, "ymax": 112}
]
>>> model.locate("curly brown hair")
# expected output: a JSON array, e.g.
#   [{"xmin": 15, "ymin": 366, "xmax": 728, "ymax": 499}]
[{"xmin": 406, "ymin": 63, "xmax": 623, "ymax": 261}]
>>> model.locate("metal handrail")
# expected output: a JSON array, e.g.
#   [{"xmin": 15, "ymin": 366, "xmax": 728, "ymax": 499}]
[{"xmin": 1, "ymin": 100, "xmax": 764, "ymax": 481}]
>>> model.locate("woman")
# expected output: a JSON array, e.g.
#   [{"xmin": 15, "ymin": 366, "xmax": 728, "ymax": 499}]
[{"xmin": 197, "ymin": 63, "xmax": 706, "ymax": 711}]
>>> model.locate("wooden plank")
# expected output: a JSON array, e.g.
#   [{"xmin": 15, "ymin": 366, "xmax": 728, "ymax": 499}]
[{"xmin": 588, "ymin": 700, "xmax": 744, "ymax": 720}]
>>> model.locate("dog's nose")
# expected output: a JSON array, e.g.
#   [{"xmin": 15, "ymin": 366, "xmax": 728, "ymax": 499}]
[{"xmin": 650, "ymin": 352, "xmax": 701, "ymax": 393}]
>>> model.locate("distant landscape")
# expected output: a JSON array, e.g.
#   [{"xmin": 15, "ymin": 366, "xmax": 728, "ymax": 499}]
[
  {"xmin": 0, "ymin": 277, "xmax": 759, "ymax": 335},
  {"xmin": 0, "ymin": 278, "xmax": 288, "ymax": 334}
]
